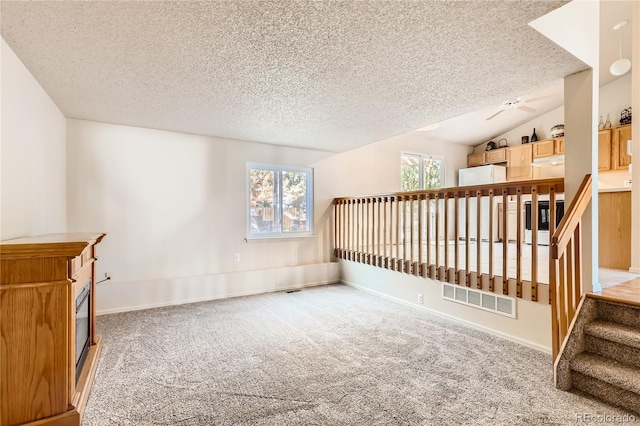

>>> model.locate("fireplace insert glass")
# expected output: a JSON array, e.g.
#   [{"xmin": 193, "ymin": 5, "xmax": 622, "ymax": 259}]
[{"xmin": 75, "ymin": 279, "xmax": 91, "ymax": 383}]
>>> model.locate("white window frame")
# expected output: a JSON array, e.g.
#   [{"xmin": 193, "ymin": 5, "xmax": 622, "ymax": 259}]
[
  {"xmin": 400, "ymin": 152, "xmax": 445, "ymax": 191},
  {"xmin": 247, "ymin": 163, "xmax": 314, "ymax": 239}
]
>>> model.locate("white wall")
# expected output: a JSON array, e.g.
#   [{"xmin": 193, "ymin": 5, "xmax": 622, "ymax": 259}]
[
  {"xmin": 0, "ymin": 38, "xmax": 67, "ymax": 240},
  {"xmin": 66, "ymin": 120, "xmax": 339, "ymax": 313}
]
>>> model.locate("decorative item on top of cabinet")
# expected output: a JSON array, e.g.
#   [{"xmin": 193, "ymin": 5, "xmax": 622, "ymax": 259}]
[
  {"xmin": 550, "ymin": 124, "xmax": 564, "ymax": 138},
  {"xmin": 521, "ymin": 135, "xmax": 529, "ymax": 144},
  {"xmin": 467, "ymin": 152, "xmax": 485, "ymax": 167},
  {"xmin": 604, "ymin": 113, "xmax": 612, "ymax": 128},
  {"xmin": 531, "ymin": 128, "xmax": 538, "ymax": 142},
  {"xmin": 620, "ymin": 107, "xmax": 631, "ymax": 125},
  {"xmin": 486, "ymin": 140, "xmax": 497, "ymax": 151},
  {"xmin": 612, "ymin": 124, "xmax": 632, "ymax": 171},
  {"xmin": 506, "ymin": 144, "xmax": 533, "ymax": 181}
]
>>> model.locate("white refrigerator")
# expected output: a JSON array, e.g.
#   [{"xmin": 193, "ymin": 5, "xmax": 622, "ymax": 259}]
[{"xmin": 458, "ymin": 165, "xmax": 506, "ymax": 242}]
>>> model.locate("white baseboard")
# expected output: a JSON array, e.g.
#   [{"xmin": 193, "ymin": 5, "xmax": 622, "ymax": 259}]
[
  {"xmin": 629, "ymin": 267, "xmax": 640, "ymax": 274},
  {"xmin": 343, "ymin": 280, "xmax": 552, "ymax": 354},
  {"xmin": 96, "ymin": 262, "xmax": 340, "ymax": 315}
]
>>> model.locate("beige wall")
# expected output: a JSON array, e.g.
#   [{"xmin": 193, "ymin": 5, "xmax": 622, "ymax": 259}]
[
  {"xmin": 0, "ymin": 38, "xmax": 67, "ymax": 240},
  {"xmin": 66, "ymin": 119, "xmax": 340, "ymax": 313}
]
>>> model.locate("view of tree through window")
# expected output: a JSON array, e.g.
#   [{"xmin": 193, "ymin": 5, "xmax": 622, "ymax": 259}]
[
  {"xmin": 248, "ymin": 164, "xmax": 313, "ymax": 236},
  {"xmin": 400, "ymin": 153, "xmax": 444, "ymax": 191}
]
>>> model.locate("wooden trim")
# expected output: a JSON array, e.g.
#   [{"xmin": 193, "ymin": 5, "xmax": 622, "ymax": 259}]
[{"xmin": 551, "ymin": 175, "xmax": 592, "ymax": 259}]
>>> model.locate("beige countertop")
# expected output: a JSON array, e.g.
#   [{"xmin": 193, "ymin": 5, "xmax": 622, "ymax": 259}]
[{"xmin": 598, "ymin": 187, "xmax": 631, "ymax": 193}]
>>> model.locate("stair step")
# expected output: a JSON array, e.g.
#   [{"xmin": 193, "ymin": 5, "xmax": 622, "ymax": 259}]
[
  {"xmin": 584, "ymin": 320, "xmax": 640, "ymax": 350},
  {"xmin": 572, "ymin": 371, "xmax": 640, "ymax": 415},
  {"xmin": 571, "ymin": 353, "xmax": 640, "ymax": 395},
  {"xmin": 596, "ymin": 300, "xmax": 640, "ymax": 329}
]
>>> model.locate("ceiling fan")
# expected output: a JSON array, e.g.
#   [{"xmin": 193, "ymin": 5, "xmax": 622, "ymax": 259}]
[{"xmin": 485, "ymin": 93, "xmax": 558, "ymax": 121}]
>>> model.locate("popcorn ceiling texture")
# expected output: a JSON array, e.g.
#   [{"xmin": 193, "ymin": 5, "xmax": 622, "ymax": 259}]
[{"xmin": 0, "ymin": 1, "xmax": 585, "ymax": 152}]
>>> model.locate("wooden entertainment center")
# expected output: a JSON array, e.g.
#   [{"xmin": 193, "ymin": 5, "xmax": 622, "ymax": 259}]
[{"xmin": 1, "ymin": 233, "xmax": 105, "ymax": 426}]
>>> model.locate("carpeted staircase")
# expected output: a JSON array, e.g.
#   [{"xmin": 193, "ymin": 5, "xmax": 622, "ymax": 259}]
[{"xmin": 555, "ymin": 294, "xmax": 640, "ymax": 415}]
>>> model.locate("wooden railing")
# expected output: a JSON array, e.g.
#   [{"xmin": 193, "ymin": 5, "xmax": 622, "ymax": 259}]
[
  {"xmin": 550, "ymin": 174, "xmax": 592, "ymax": 360},
  {"xmin": 333, "ymin": 178, "xmax": 564, "ymax": 302}
]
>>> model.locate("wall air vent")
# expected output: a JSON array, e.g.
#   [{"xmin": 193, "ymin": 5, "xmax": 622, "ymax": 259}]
[{"xmin": 442, "ymin": 283, "xmax": 516, "ymax": 318}]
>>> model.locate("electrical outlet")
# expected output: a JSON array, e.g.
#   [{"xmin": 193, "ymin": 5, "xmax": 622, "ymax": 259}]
[
  {"xmin": 234, "ymin": 253, "xmax": 240, "ymax": 262},
  {"xmin": 105, "ymin": 272, "xmax": 111, "ymax": 279},
  {"xmin": 418, "ymin": 293, "xmax": 423, "ymax": 304}
]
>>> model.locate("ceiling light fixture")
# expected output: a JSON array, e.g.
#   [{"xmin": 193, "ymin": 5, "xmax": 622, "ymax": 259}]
[{"xmin": 610, "ymin": 20, "xmax": 631, "ymax": 77}]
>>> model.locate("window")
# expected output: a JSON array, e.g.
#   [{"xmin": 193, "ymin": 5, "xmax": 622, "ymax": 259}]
[
  {"xmin": 400, "ymin": 153, "xmax": 445, "ymax": 191},
  {"xmin": 248, "ymin": 163, "xmax": 313, "ymax": 238}
]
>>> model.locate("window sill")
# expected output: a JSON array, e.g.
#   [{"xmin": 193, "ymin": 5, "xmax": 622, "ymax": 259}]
[{"xmin": 245, "ymin": 233, "xmax": 316, "ymax": 242}]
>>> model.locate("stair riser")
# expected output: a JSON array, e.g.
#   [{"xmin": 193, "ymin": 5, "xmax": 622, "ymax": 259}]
[
  {"xmin": 572, "ymin": 372, "xmax": 640, "ymax": 415},
  {"xmin": 597, "ymin": 302, "xmax": 640, "ymax": 329},
  {"xmin": 585, "ymin": 335, "xmax": 640, "ymax": 369}
]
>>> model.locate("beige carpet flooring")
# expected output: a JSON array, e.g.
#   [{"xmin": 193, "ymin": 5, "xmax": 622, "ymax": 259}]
[{"xmin": 83, "ymin": 284, "xmax": 634, "ymax": 425}]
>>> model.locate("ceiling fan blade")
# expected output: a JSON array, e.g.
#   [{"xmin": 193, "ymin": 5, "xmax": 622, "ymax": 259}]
[
  {"xmin": 524, "ymin": 93, "xmax": 559, "ymax": 103},
  {"xmin": 485, "ymin": 109, "xmax": 505, "ymax": 121},
  {"xmin": 518, "ymin": 105, "xmax": 537, "ymax": 113}
]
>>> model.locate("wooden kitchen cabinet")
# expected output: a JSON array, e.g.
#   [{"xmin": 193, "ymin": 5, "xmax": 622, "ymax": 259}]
[
  {"xmin": 555, "ymin": 137, "xmax": 564, "ymax": 154},
  {"xmin": 599, "ymin": 125, "xmax": 631, "ymax": 173},
  {"xmin": 485, "ymin": 148, "xmax": 507, "ymax": 164},
  {"xmin": 599, "ymin": 191, "xmax": 631, "ymax": 270},
  {"xmin": 467, "ymin": 152, "xmax": 485, "ymax": 167},
  {"xmin": 599, "ymin": 129, "xmax": 613, "ymax": 172},
  {"xmin": 612, "ymin": 125, "xmax": 632, "ymax": 171},
  {"xmin": 506, "ymin": 144, "xmax": 533, "ymax": 181},
  {"xmin": 532, "ymin": 139, "xmax": 555, "ymax": 159}
]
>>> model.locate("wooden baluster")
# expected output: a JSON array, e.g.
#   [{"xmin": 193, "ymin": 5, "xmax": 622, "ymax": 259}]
[
  {"xmin": 454, "ymin": 193, "xmax": 460, "ymax": 284},
  {"xmin": 465, "ymin": 191, "xmax": 471, "ymax": 286},
  {"xmin": 488, "ymin": 190, "xmax": 494, "ymax": 291},
  {"xmin": 350, "ymin": 200, "xmax": 355, "ymax": 261},
  {"xmin": 427, "ymin": 195, "xmax": 432, "ymax": 278},
  {"xmin": 334, "ymin": 201, "xmax": 338, "ymax": 258},
  {"xmin": 377, "ymin": 197, "xmax": 381, "ymax": 267},
  {"xmin": 365, "ymin": 198, "xmax": 370, "ymax": 264},
  {"xmin": 559, "ymin": 252, "xmax": 567, "ymax": 342},
  {"xmin": 574, "ymin": 223, "xmax": 583, "ymax": 309},
  {"xmin": 516, "ymin": 188, "xmax": 523, "ymax": 298},
  {"xmin": 348, "ymin": 200, "xmax": 353, "ymax": 261},
  {"xmin": 444, "ymin": 194, "xmax": 449, "ymax": 282},
  {"xmin": 435, "ymin": 194, "xmax": 440, "ymax": 280},
  {"xmin": 409, "ymin": 196, "xmax": 415, "ymax": 274},
  {"xmin": 550, "ymin": 257, "xmax": 559, "ymax": 359},
  {"xmin": 370, "ymin": 198, "xmax": 375, "ymax": 265},
  {"xmin": 384, "ymin": 197, "xmax": 389, "ymax": 268},
  {"xmin": 502, "ymin": 189, "xmax": 508, "ymax": 295},
  {"xmin": 396, "ymin": 196, "xmax": 401, "ymax": 271},
  {"xmin": 476, "ymin": 190, "xmax": 482, "ymax": 289},
  {"xmin": 418, "ymin": 196, "xmax": 424, "ymax": 277},
  {"xmin": 359, "ymin": 199, "xmax": 363, "ymax": 263},
  {"xmin": 531, "ymin": 188, "xmax": 539, "ymax": 297},
  {"xmin": 547, "ymin": 187, "xmax": 557, "ymax": 302},
  {"xmin": 567, "ymin": 237, "xmax": 575, "ymax": 320}
]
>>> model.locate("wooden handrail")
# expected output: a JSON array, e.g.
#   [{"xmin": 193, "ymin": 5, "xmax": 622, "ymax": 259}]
[
  {"xmin": 550, "ymin": 175, "xmax": 592, "ymax": 260},
  {"xmin": 549, "ymin": 174, "xmax": 592, "ymax": 361},
  {"xmin": 334, "ymin": 178, "xmax": 564, "ymax": 202}
]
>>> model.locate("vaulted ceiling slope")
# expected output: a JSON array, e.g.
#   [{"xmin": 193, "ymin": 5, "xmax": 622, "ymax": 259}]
[{"xmin": 1, "ymin": 1, "xmax": 586, "ymax": 153}]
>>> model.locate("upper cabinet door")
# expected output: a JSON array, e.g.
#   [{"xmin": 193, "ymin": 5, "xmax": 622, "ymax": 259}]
[
  {"xmin": 612, "ymin": 125, "xmax": 632, "ymax": 171},
  {"xmin": 506, "ymin": 144, "xmax": 533, "ymax": 181},
  {"xmin": 532, "ymin": 140, "xmax": 554, "ymax": 159},
  {"xmin": 598, "ymin": 129, "xmax": 612, "ymax": 172}
]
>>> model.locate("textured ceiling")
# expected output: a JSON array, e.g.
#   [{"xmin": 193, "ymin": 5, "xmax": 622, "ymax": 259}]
[{"xmin": 1, "ymin": 1, "xmax": 587, "ymax": 152}]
